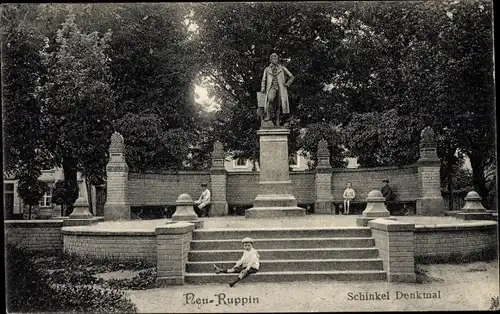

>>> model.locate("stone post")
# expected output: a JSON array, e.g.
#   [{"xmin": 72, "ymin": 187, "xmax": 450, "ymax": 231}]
[
  {"xmin": 416, "ymin": 127, "xmax": 445, "ymax": 216},
  {"xmin": 455, "ymin": 191, "xmax": 493, "ymax": 220},
  {"xmin": 104, "ymin": 132, "xmax": 130, "ymax": 220},
  {"xmin": 368, "ymin": 218, "xmax": 416, "ymax": 283},
  {"xmin": 171, "ymin": 193, "xmax": 204, "ymax": 229},
  {"xmin": 155, "ymin": 222, "xmax": 195, "ymax": 286},
  {"xmin": 315, "ymin": 139, "xmax": 333, "ymax": 214},
  {"xmin": 209, "ymin": 141, "xmax": 228, "ymax": 216},
  {"xmin": 356, "ymin": 190, "xmax": 396, "ymax": 227}
]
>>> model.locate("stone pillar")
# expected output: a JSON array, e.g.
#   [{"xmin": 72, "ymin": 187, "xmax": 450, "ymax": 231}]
[
  {"xmin": 315, "ymin": 139, "xmax": 333, "ymax": 214},
  {"xmin": 104, "ymin": 132, "xmax": 130, "ymax": 220},
  {"xmin": 245, "ymin": 128, "xmax": 305, "ymax": 218},
  {"xmin": 368, "ymin": 218, "xmax": 416, "ymax": 283},
  {"xmin": 155, "ymin": 222, "xmax": 195, "ymax": 286},
  {"xmin": 209, "ymin": 141, "xmax": 228, "ymax": 216},
  {"xmin": 69, "ymin": 174, "xmax": 92, "ymax": 219},
  {"xmin": 455, "ymin": 191, "xmax": 493, "ymax": 220},
  {"xmin": 171, "ymin": 193, "xmax": 204, "ymax": 229},
  {"xmin": 356, "ymin": 190, "xmax": 396, "ymax": 226},
  {"xmin": 416, "ymin": 127, "xmax": 445, "ymax": 216}
]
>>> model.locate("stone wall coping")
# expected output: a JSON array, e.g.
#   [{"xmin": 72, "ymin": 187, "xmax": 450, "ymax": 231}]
[
  {"xmin": 61, "ymin": 228, "xmax": 156, "ymax": 236},
  {"xmin": 194, "ymin": 227, "xmax": 370, "ymax": 232},
  {"xmin": 368, "ymin": 218, "xmax": 415, "ymax": 232},
  {"xmin": 130, "ymin": 170, "xmax": 211, "ymax": 175},
  {"xmin": 155, "ymin": 222, "xmax": 195, "ymax": 235},
  {"xmin": 414, "ymin": 221, "xmax": 497, "ymax": 232},
  {"xmin": 227, "ymin": 171, "xmax": 316, "ymax": 175},
  {"xmin": 331, "ymin": 164, "xmax": 418, "ymax": 173},
  {"xmin": 5, "ymin": 220, "xmax": 64, "ymax": 228}
]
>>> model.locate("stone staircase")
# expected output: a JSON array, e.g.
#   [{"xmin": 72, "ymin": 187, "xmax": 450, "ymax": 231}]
[{"xmin": 184, "ymin": 227, "xmax": 386, "ymax": 284}]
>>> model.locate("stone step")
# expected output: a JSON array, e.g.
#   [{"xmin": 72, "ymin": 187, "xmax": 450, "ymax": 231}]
[
  {"xmin": 184, "ymin": 270, "xmax": 387, "ymax": 284},
  {"xmin": 186, "ymin": 258, "xmax": 384, "ymax": 273},
  {"xmin": 188, "ymin": 248, "xmax": 379, "ymax": 261},
  {"xmin": 245, "ymin": 207, "xmax": 306, "ymax": 218},
  {"xmin": 190, "ymin": 237, "xmax": 376, "ymax": 250},
  {"xmin": 192, "ymin": 228, "xmax": 372, "ymax": 240}
]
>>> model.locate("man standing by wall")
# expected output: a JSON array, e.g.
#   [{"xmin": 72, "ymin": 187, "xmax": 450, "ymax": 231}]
[{"xmin": 194, "ymin": 183, "xmax": 211, "ymax": 217}]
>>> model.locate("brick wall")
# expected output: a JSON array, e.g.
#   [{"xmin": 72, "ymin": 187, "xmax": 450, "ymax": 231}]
[
  {"xmin": 290, "ymin": 171, "xmax": 316, "ymax": 204},
  {"xmin": 62, "ymin": 230, "xmax": 157, "ymax": 264},
  {"xmin": 5, "ymin": 220, "xmax": 64, "ymax": 252},
  {"xmin": 128, "ymin": 171, "xmax": 210, "ymax": 206},
  {"xmin": 226, "ymin": 172, "xmax": 260, "ymax": 205},
  {"xmin": 332, "ymin": 166, "xmax": 419, "ymax": 201},
  {"xmin": 156, "ymin": 222, "xmax": 195, "ymax": 286},
  {"xmin": 414, "ymin": 222, "xmax": 498, "ymax": 258}
]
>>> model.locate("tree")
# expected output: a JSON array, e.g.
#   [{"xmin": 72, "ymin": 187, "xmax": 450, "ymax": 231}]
[
  {"xmin": 2, "ymin": 4, "xmax": 50, "ymax": 181},
  {"xmin": 295, "ymin": 122, "xmax": 347, "ymax": 169},
  {"xmin": 36, "ymin": 14, "xmax": 115, "ymax": 213},
  {"xmin": 191, "ymin": 2, "xmax": 352, "ymax": 162},
  {"xmin": 17, "ymin": 177, "xmax": 48, "ymax": 219},
  {"xmin": 346, "ymin": 1, "xmax": 494, "ymax": 198}
]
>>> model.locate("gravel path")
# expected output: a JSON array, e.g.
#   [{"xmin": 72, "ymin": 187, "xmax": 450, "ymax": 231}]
[{"xmin": 127, "ymin": 260, "xmax": 499, "ymax": 312}]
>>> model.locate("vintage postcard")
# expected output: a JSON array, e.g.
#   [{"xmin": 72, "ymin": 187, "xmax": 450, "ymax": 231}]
[{"xmin": 3, "ymin": 1, "xmax": 498, "ymax": 313}]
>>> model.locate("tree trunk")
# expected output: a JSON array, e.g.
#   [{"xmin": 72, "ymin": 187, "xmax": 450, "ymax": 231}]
[
  {"xmin": 63, "ymin": 156, "xmax": 78, "ymax": 216},
  {"xmin": 469, "ymin": 154, "xmax": 488, "ymax": 207},
  {"xmin": 86, "ymin": 178, "xmax": 93, "ymax": 215},
  {"xmin": 446, "ymin": 151, "xmax": 454, "ymax": 211},
  {"xmin": 28, "ymin": 204, "xmax": 32, "ymax": 220}
]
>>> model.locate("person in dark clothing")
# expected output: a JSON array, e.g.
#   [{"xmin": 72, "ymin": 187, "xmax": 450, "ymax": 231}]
[{"xmin": 381, "ymin": 180, "xmax": 395, "ymax": 201}]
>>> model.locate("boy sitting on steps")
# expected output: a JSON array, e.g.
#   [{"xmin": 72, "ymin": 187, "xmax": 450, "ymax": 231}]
[{"xmin": 213, "ymin": 237, "xmax": 260, "ymax": 287}]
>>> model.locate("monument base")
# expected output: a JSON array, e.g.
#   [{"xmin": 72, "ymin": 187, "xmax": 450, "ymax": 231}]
[{"xmin": 245, "ymin": 207, "xmax": 306, "ymax": 218}]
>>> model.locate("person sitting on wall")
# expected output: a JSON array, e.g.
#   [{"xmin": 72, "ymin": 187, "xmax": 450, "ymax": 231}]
[
  {"xmin": 194, "ymin": 183, "xmax": 211, "ymax": 217},
  {"xmin": 381, "ymin": 179, "xmax": 395, "ymax": 202},
  {"xmin": 343, "ymin": 182, "xmax": 355, "ymax": 215}
]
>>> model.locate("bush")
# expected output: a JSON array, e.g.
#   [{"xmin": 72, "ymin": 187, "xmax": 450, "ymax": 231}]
[
  {"xmin": 6, "ymin": 245, "xmax": 137, "ymax": 313},
  {"xmin": 50, "ymin": 285, "xmax": 137, "ymax": 313},
  {"xmin": 106, "ymin": 268, "xmax": 157, "ymax": 290}
]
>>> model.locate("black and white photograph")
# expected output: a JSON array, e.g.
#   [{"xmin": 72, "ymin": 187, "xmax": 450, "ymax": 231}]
[{"xmin": 2, "ymin": 1, "xmax": 498, "ymax": 312}]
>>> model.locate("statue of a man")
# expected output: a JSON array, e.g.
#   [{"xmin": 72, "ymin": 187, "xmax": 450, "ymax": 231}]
[{"xmin": 258, "ymin": 53, "xmax": 294, "ymax": 126}]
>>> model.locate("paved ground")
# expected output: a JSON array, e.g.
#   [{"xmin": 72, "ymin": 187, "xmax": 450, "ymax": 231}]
[
  {"xmin": 127, "ymin": 260, "xmax": 499, "ymax": 312},
  {"xmin": 65, "ymin": 215, "xmax": 474, "ymax": 232}
]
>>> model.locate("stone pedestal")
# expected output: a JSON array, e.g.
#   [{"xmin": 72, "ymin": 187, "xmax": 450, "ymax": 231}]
[
  {"xmin": 455, "ymin": 191, "xmax": 492, "ymax": 220},
  {"xmin": 416, "ymin": 127, "xmax": 445, "ymax": 216},
  {"xmin": 172, "ymin": 194, "xmax": 203, "ymax": 229},
  {"xmin": 69, "ymin": 176, "xmax": 93, "ymax": 219},
  {"xmin": 315, "ymin": 139, "xmax": 334, "ymax": 214},
  {"xmin": 104, "ymin": 132, "xmax": 130, "ymax": 220},
  {"xmin": 245, "ymin": 128, "xmax": 305, "ymax": 218},
  {"xmin": 356, "ymin": 190, "xmax": 394, "ymax": 227},
  {"xmin": 210, "ymin": 141, "xmax": 229, "ymax": 216}
]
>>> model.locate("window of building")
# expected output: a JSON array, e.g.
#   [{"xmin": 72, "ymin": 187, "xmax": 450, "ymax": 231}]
[
  {"xmin": 39, "ymin": 190, "xmax": 52, "ymax": 208},
  {"xmin": 233, "ymin": 157, "xmax": 248, "ymax": 168}
]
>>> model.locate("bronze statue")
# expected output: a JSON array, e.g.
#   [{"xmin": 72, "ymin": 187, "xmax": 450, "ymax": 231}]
[{"xmin": 258, "ymin": 53, "xmax": 294, "ymax": 127}]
